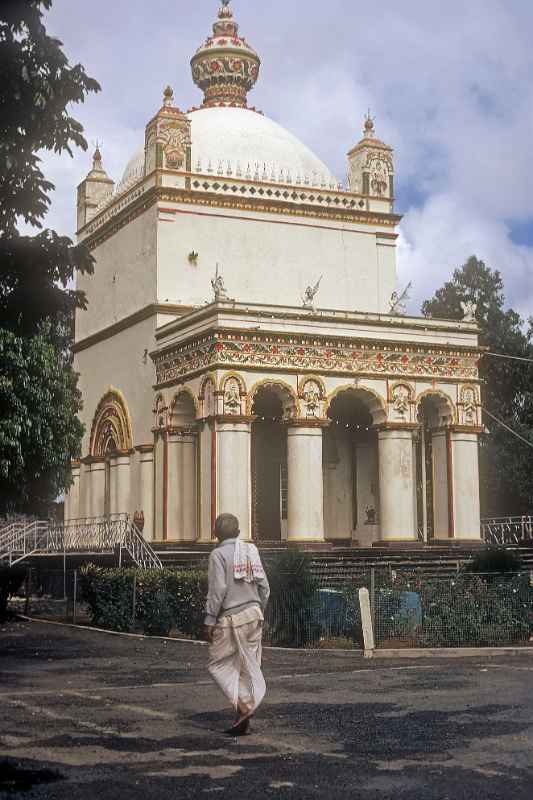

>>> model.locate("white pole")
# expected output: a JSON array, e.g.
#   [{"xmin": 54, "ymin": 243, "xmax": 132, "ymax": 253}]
[{"xmin": 359, "ymin": 587, "xmax": 375, "ymax": 657}]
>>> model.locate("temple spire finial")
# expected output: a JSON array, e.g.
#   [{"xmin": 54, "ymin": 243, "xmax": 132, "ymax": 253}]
[
  {"xmin": 364, "ymin": 110, "xmax": 376, "ymax": 138},
  {"xmin": 91, "ymin": 139, "xmax": 105, "ymax": 173},
  {"xmin": 191, "ymin": 2, "xmax": 260, "ymax": 108},
  {"xmin": 163, "ymin": 85, "xmax": 174, "ymax": 108}
]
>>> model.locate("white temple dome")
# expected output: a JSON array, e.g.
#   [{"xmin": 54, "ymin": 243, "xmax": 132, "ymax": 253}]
[{"xmin": 119, "ymin": 106, "xmax": 337, "ymax": 190}]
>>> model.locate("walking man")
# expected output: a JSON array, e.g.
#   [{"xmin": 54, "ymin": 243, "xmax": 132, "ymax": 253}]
[{"xmin": 205, "ymin": 513, "xmax": 270, "ymax": 735}]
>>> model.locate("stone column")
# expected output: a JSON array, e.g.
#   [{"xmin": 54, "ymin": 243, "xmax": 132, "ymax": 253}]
[
  {"xmin": 167, "ymin": 428, "xmax": 198, "ymax": 542},
  {"xmin": 449, "ymin": 427, "xmax": 482, "ymax": 541},
  {"xmin": 286, "ymin": 421, "xmax": 327, "ymax": 543},
  {"xmin": 198, "ymin": 421, "xmax": 215, "ymax": 542},
  {"xmin": 217, "ymin": 416, "xmax": 253, "ymax": 541},
  {"xmin": 90, "ymin": 458, "xmax": 106, "ymax": 519},
  {"xmin": 136, "ymin": 445, "xmax": 155, "ymax": 541},
  {"xmin": 377, "ymin": 426, "xmax": 418, "ymax": 544},
  {"xmin": 80, "ymin": 459, "xmax": 92, "ymax": 519},
  {"xmin": 109, "ymin": 451, "xmax": 131, "ymax": 516},
  {"xmin": 64, "ymin": 461, "xmax": 81, "ymax": 523}
]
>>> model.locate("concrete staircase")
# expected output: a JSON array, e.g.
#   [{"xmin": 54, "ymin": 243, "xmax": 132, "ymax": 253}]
[{"xmin": 150, "ymin": 541, "xmax": 533, "ymax": 581}]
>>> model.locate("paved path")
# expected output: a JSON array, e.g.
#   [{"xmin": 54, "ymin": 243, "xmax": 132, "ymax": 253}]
[{"xmin": 1, "ymin": 620, "xmax": 533, "ymax": 798}]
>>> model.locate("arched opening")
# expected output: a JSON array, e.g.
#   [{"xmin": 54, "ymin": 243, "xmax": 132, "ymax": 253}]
[
  {"xmin": 89, "ymin": 390, "xmax": 133, "ymax": 520},
  {"xmin": 325, "ymin": 389, "xmax": 382, "ymax": 544},
  {"xmin": 416, "ymin": 393, "xmax": 454, "ymax": 541},
  {"xmin": 170, "ymin": 390, "xmax": 197, "ymax": 427},
  {"xmin": 251, "ymin": 386, "xmax": 290, "ymax": 542}
]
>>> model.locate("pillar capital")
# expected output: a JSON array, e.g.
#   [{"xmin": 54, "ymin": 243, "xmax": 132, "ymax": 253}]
[
  {"xmin": 80, "ymin": 455, "xmax": 106, "ymax": 466},
  {"xmin": 135, "ymin": 444, "xmax": 155, "ymax": 454},
  {"xmin": 448, "ymin": 425, "xmax": 484, "ymax": 436},
  {"xmin": 216, "ymin": 414, "xmax": 256, "ymax": 426},
  {"xmin": 286, "ymin": 417, "xmax": 331, "ymax": 429},
  {"xmin": 375, "ymin": 422, "xmax": 419, "ymax": 434}
]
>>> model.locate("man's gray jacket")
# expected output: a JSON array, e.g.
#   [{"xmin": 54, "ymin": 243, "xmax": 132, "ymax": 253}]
[{"xmin": 205, "ymin": 538, "xmax": 270, "ymax": 626}]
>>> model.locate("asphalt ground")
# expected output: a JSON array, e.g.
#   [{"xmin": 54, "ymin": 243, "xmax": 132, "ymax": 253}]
[{"xmin": 1, "ymin": 620, "xmax": 533, "ymax": 798}]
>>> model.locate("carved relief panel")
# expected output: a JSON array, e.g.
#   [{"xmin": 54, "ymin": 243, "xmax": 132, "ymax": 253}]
[
  {"xmin": 389, "ymin": 383, "xmax": 414, "ymax": 423},
  {"xmin": 299, "ymin": 377, "xmax": 325, "ymax": 419},
  {"xmin": 223, "ymin": 376, "xmax": 243, "ymax": 416},
  {"xmin": 459, "ymin": 385, "xmax": 479, "ymax": 426}
]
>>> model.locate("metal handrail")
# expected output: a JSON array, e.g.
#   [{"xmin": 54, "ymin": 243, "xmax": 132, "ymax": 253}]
[
  {"xmin": 1, "ymin": 515, "xmax": 162, "ymax": 570},
  {"xmin": 481, "ymin": 515, "xmax": 533, "ymax": 546}
]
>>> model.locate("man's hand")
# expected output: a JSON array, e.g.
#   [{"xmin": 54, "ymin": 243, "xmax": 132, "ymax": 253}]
[{"xmin": 205, "ymin": 625, "xmax": 216, "ymax": 643}]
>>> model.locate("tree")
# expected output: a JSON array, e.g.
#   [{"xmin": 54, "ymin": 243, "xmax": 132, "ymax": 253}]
[
  {"xmin": 422, "ymin": 256, "xmax": 533, "ymax": 516},
  {"xmin": 0, "ymin": 0, "xmax": 100, "ymax": 512},
  {"xmin": 0, "ymin": 328, "xmax": 84, "ymax": 513}
]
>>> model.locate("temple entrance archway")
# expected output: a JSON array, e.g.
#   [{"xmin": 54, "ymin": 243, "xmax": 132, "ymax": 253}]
[
  {"xmin": 416, "ymin": 393, "xmax": 455, "ymax": 541},
  {"xmin": 325, "ymin": 388, "xmax": 383, "ymax": 544},
  {"xmin": 251, "ymin": 385, "xmax": 293, "ymax": 542}
]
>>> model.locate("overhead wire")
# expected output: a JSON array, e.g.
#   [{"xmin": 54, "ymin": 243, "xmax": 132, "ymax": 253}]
[
  {"xmin": 484, "ymin": 351, "xmax": 533, "ymax": 365},
  {"xmin": 481, "ymin": 406, "xmax": 533, "ymax": 450}
]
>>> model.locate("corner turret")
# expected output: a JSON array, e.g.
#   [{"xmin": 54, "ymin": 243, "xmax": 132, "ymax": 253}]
[
  {"xmin": 77, "ymin": 145, "xmax": 114, "ymax": 231},
  {"xmin": 347, "ymin": 113, "xmax": 394, "ymax": 203}
]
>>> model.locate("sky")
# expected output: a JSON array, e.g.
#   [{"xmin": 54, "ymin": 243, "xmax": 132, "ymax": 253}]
[{"xmin": 37, "ymin": 0, "xmax": 533, "ymax": 317}]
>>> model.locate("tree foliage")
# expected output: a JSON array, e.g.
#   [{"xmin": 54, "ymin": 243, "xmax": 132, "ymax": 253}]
[
  {"xmin": 0, "ymin": 1, "xmax": 100, "ymax": 512},
  {"xmin": 0, "ymin": 327, "xmax": 84, "ymax": 513},
  {"xmin": 422, "ymin": 256, "xmax": 533, "ymax": 515}
]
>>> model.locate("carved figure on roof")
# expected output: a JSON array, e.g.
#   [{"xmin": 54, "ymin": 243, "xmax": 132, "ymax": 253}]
[
  {"xmin": 389, "ymin": 282, "xmax": 412, "ymax": 316},
  {"xmin": 211, "ymin": 264, "xmax": 229, "ymax": 301},
  {"xmin": 303, "ymin": 275, "xmax": 323, "ymax": 310},
  {"xmin": 461, "ymin": 300, "xmax": 477, "ymax": 323}
]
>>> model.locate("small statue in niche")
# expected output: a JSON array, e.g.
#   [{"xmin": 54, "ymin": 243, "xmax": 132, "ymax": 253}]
[
  {"xmin": 389, "ymin": 282, "xmax": 412, "ymax": 316},
  {"xmin": 461, "ymin": 300, "xmax": 477, "ymax": 323},
  {"xmin": 365, "ymin": 506, "xmax": 378, "ymax": 525},
  {"xmin": 133, "ymin": 511, "xmax": 145, "ymax": 532},
  {"xmin": 211, "ymin": 264, "xmax": 228, "ymax": 302},
  {"xmin": 302, "ymin": 275, "xmax": 323, "ymax": 310},
  {"xmin": 224, "ymin": 378, "xmax": 241, "ymax": 415}
]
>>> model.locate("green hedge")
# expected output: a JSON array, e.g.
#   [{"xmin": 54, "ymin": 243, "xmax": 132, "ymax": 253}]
[{"xmin": 79, "ymin": 565, "xmax": 207, "ymax": 637}]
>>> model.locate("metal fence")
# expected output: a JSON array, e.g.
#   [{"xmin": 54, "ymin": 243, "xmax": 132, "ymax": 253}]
[{"xmin": 10, "ymin": 565, "xmax": 533, "ymax": 651}]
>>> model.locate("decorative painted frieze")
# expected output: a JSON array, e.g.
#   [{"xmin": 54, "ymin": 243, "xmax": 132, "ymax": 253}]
[{"xmin": 153, "ymin": 331, "xmax": 480, "ymax": 387}]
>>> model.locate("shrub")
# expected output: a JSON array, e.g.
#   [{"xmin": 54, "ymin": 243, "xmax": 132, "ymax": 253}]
[
  {"xmin": 264, "ymin": 551, "xmax": 321, "ymax": 647},
  {"xmin": 465, "ymin": 546, "xmax": 524, "ymax": 576},
  {"xmin": 79, "ymin": 565, "xmax": 134, "ymax": 632},
  {"xmin": 0, "ymin": 566, "xmax": 26, "ymax": 622},
  {"xmin": 371, "ymin": 570, "xmax": 531, "ymax": 647},
  {"xmin": 79, "ymin": 565, "xmax": 208, "ymax": 637}
]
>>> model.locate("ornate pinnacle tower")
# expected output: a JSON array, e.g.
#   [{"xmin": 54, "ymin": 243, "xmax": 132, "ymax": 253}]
[{"xmin": 191, "ymin": 1, "xmax": 261, "ymax": 108}]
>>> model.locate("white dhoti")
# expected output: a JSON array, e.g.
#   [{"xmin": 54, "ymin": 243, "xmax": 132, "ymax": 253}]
[{"xmin": 208, "ymin": 605, "xmax": 266, "ymax": 714}]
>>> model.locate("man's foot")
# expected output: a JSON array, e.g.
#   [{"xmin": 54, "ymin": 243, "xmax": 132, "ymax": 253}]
[{"xmin": 226, "ymin": 716, "xmax": 250, "ymax": 736}]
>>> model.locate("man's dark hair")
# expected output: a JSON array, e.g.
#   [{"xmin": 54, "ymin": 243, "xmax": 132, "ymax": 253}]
[{"xmin": 214, "ymin": 513, "xmax": 240, "ymax": 541}]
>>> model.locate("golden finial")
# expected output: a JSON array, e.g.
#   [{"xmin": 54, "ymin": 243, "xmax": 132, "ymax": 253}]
[
  {"xmin": 163, "ymin": 85, "xmax": 174, "ymax": 107},
  {"xmin": 364, "ymin": 109, "xmax": 375, "ymax": 136}
]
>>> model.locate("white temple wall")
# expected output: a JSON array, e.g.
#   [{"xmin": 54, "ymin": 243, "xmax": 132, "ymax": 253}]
[
  {"xmin": 76, "ymin": 207, "xmax": 158, "ymax": 341},
  {"xmin": 75, "ymin": 316, "xmax": 156, "ymax": 457},
  {"xmin": 156, "ymin": 205, "xmax": 396, "ymax": 314}
]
